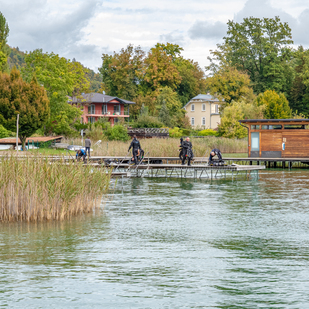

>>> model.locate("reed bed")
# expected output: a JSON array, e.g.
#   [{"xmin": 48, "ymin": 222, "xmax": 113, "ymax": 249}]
[
  {"xmin": 0, "ymin": 155, "xmax": 112, "ymax": 222},
  {"xmin": 64, "ymin": 137, "xmax": 247, "ymax": 157}
]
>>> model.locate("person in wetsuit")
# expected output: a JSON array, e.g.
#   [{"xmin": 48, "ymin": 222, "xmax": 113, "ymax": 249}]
[
  {"xmin": 128, "ymin": 135, "xmax": 141, "ymax": 165},
  {"xmin": 209, "ymin": 148, "xmax": 223, "ymax": 164},
  {"xmin": 181, "ymin": 137, "xmax": 193, "ymax": 166},
  {"xmin": 179, "ymin": 137, "xmax": 184, "ymax": 160}
]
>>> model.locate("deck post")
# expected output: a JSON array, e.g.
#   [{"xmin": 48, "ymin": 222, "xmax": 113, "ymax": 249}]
[
  {"xmin": 257, "ymin": 161, "xmax": 260, "ymax": 165},
  {"xmin": 289, "ymin": 161, "xmax": 292, "ymax": 169},
  {"xmin": 250, "ymin": 161, "xmax": 252, "ymax": 165},
  {"xmin": 274, "ymin": 161, "xmax": 277, "ymax": 168}
]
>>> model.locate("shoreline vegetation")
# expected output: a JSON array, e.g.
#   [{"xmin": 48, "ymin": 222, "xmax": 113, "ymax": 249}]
[
  {"xmin": 2, "ymin": 137, "xmax": 247, "ymax": 157},
  {"xmin": 0, "ymin": 155, "xmax": 112, "ymax": 222},
  {"xmin": 65, "ymin": 136, "xmax": 248, "ymax": 157}
]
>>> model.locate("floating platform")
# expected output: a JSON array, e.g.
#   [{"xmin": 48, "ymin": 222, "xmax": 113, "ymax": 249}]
[{"xmin": 110, "ymin": 163, "xmax": 265, "ymax": 180}]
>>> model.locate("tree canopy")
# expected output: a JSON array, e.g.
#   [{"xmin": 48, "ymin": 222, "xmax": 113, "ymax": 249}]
[
  {"xmin": 0, "ymin": 68, "xmax": 50, "ymax": 149},
  {"xmin": 207, "ymin": 16, "xmax": 293, "ymax": 94}
]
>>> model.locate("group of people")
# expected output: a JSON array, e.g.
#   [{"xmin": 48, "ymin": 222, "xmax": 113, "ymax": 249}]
[
  {"xmin": 75, "ymin": 137, "xmax": 91, "ymax": 161},
  {"xmin": 76, "ymin": 135, "xmax": 223, "ymax": 166}
]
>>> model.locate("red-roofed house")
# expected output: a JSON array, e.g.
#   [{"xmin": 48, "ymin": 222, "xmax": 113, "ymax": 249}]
[{"xmin": 69, "ymin": 93, "xmax": 135, "ymax": 126}]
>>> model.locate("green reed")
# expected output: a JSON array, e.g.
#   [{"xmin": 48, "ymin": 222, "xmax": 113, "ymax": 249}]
[{"xmin": 0, "ymin": 155, "xmax": 112, "ymax": 222}]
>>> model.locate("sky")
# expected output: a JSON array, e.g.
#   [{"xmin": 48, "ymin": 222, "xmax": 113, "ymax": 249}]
[{"xmin": 1, "ymin": 0, "xmax": 309, "ymax": 72}]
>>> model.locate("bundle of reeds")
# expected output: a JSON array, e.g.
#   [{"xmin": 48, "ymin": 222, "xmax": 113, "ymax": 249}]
[{"xmin": 0, "ymin": 155, "xmax": 112, "ymax": 222}]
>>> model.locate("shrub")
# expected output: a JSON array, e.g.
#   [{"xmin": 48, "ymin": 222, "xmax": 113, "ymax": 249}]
[
  {"xmin": 169, "ymin": 127, "xmax": 183, "ymax": 138},
  {"xmin": 0, "ymin": 124, "xmax": 11, "ymax": 138},
  {"xmin": 132, "ymin": 114, "xmax": 163, "ymax": 128},
  {"xmin": 198, "ymin": 129, "xmax": 219, "ymax": 137},
  {"xmin": 105, "ymin": 124, "xmax": 130, "ymax": 141}
]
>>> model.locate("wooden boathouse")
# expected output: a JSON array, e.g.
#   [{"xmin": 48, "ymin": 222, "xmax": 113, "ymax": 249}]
[{"xmin": 239, "ymin": 119, "xmax": 309, "ymax": 158}]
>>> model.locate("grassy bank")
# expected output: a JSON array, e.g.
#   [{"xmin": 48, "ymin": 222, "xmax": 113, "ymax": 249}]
[
  {"xmin": 60, "ymin": 136, "xmax": 248, "ymax": 157},
  {"xmin": 0, "ymin": 155, "xmax": 111, "ymax": 222}
]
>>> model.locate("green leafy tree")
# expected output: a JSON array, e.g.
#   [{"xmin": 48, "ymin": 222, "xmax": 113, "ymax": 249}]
[
  {"xmin": 255, "ymin": 90, "xmax": 291, "ymax": 119},
  {"xmin": 218, "ymin": 102, "xmax": 247, "ymax": 138},
  {"xmin": 158, "ymin": 99, "xmax": 172, "ymax": 127},
  {"xmin": 0, "ymin": 124, "xmax": 11, "ymax": 138},
  {"xmin": 0, "ymin": 11, "xmax": 9, "ymax": 71},
  {"xmin": 206, "ymin": 66, "xmax": 255, "ymax": 104},
  {"xmin": 0, "ymin": 68, "xmax": 50, "ymax": 149},
  {"xmin": 22, "ymin": 49, "xmax": 84, "ymax": 135},
  {"xmin": 207, "ymin": 16, "xmax": 293, "ymax": 94},
  {"xmin": 288, "ymin": 46, "xmax": 309, "ymax": 115},
  {"xmin": 218, "ymin": 99, "xmax": 265, "ymax": 138}
]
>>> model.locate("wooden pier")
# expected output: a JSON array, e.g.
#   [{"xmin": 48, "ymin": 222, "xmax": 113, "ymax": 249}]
[{"xmin": 109, "ymin": 163, "xmax": 265, "ymax": 180}]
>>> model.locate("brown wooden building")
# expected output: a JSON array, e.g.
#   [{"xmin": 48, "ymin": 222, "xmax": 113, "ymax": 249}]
[{"xmin": 239, "ymin": 119, "xmax": 309, "ymax": 158}]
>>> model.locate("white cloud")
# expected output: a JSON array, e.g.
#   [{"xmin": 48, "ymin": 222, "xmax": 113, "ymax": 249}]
[{"xmin": 1, "ymin": 0, "xmax": 309, "ymax": 71}]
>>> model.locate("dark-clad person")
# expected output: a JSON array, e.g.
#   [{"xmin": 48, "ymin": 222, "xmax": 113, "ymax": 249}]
[
  {"xmin": 181, "ymin": 137, "xmax": 193, "ymax": 166},
  {"xmin": 209, "ymin": 148, "xmax": 223, "ymax": 163},
  {"xmin": 85, "ymin": 137, "xmax": 91, "ymax": 157},
  {"xmin": 128, "ymin": 135, "xmax": 141, "ymax": 165}
]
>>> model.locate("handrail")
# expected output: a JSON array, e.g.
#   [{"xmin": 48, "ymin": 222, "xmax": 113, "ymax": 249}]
[{"xmin": 115, "ymin": 151, "xmax": 130, "ymax": 171}]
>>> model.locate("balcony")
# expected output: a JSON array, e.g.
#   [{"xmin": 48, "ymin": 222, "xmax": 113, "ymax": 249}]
[{"xmin": 86, "ymin": 110, "xmax": 130, "ymax": 117}]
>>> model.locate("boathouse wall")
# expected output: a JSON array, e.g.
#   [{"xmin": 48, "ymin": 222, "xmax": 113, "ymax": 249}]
[{"xmin": 239, "ymin": 119, "xmax": 309, "ymax": 158}]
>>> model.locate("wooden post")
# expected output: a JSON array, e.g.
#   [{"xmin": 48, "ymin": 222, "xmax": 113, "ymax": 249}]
[
  {"xmin": 16, "ymin": 114, "xmax": 19, "ymax": 153},
  {"xmin": 274, "ymin": 161, "xmax": 277, "ymax": 168}
]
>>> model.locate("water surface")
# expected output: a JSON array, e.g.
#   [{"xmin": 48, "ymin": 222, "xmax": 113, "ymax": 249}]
[{"xmin": 1, "ymin": 170, "xmax": 309, "ymax": 308}]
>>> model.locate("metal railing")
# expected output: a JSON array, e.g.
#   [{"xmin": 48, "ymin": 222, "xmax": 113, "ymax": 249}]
[{"xmin": 86, "ymin": 111, "xmax": 130, "ymax": 116}]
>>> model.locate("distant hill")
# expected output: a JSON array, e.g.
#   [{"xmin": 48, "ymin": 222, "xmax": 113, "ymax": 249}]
[{"xmin": 7, "ymin": 46, "xmax": 102, "ymax": 92}]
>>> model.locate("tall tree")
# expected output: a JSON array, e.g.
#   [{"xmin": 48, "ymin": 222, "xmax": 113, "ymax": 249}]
[
  {"xmin": 0, "ymin": 68, "xmax": 49, "ymax": 149},
  {"xmin": 207, "ymin": 16, "xmax": 293, "ymax": 94},
  {"xmin": 22, "ymin": 49, "xmax": 84, "ymax": 135},
  {"xmin": 0, "ymin": 11, "xmax": 9, "ymax": 71},
  {"xmin": 205, "ymin": 66, "xmax": 255, "ymax": 104},
  {"xmin": 142, "ymin": 45, "xmax": 181, "ymax": 92},
  {"xmin": 99, "ymin": 45, "xmax": 145, "ymax": 100},
  {"xmin": 288, "ymin": 46, "xmax": 309, "ymax": 115}
]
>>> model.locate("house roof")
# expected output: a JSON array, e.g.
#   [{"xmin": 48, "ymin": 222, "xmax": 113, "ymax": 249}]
[
  {"xmin": 69, "ymin": 92, "xmax": 135, "ymax": 104},
  {"xmin": 183, "ymin": 94, "xmax": 222, "ymax": 109},
  {"xmin": 0, "ymin": 136, "xmax": 63, "ymax": 145},
  {"xmin": 239, "ymin": 119, "xmax": 309, "ymax": 123}
]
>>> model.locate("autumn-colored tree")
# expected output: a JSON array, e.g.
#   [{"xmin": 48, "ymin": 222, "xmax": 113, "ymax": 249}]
[
  {"xmin": 206, "ymin": 66, "xmax": 255, "ymax": 104},
  {"xmin": 0, "ymin": 68, "xmax": 50, "ymax": 149},
  {"xmin": 255, "ymin": 90, "xmax": 291, "ymax": 119},
  {"xmin": 99, "ymin": 45, "xmax": 144, "ymax": 100},
  {"xmin": 142, "ymin": 45, "xmax": 181, "ymax": 91}
]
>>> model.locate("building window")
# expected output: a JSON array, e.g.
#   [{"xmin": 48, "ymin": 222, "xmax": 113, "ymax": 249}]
[
  {"xmin": 191, "ymin": 104, "xmax": 195, "ymax": 111},
  {"xmin": 202, "ymin": 117, "xmax": 206, "ymax": 126},
  {"xmin": 88, "ymin": 116, "xmax": 96, "ymax": 124},
  {"xmin": 202, "ymin": 103, "xmax": 206, "ymax": 111},
  {"xmin": 114, "ymin": 104, "xmax": 120, "ymax": 115},
  {"xmin": 102, "ymin": 104, "xmax": 107, "ymax": 114},
  {"xmin": 88, "ymin": 104, "xmax": 95, "ymax": 114},
  {"xmin": 211, "ymin": 104, "xmax": 219, "ymax": 114},
  {"xmin": 191, "ymin": 117, "xmax": 195, "ymax": 126}
]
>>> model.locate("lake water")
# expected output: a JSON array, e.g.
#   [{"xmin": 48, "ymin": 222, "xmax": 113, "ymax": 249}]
[{"xmin": 1, "ymin": 170, "xmax": 309, "ymax": 308}]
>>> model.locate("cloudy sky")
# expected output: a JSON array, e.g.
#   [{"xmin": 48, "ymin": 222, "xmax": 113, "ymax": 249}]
[{"xmin": 1, "ymin": 0, "xmax": 309, "ymax": 72}]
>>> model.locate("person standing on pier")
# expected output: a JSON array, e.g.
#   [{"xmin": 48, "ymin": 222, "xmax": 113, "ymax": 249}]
[
  {"xmin": 128, "ymin": 135, "xmax": 141, "ymax": 165},
  {"xmin": 85, "ymin": 137, "xmax": 91, "ymax": 158},
  {"xmin": 181, "ymin": 137, "xmax": 193, "ymax": 166},
  {"xmin": 209, "ymin": 148, "xmax": 223, "ymax": 164}
]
